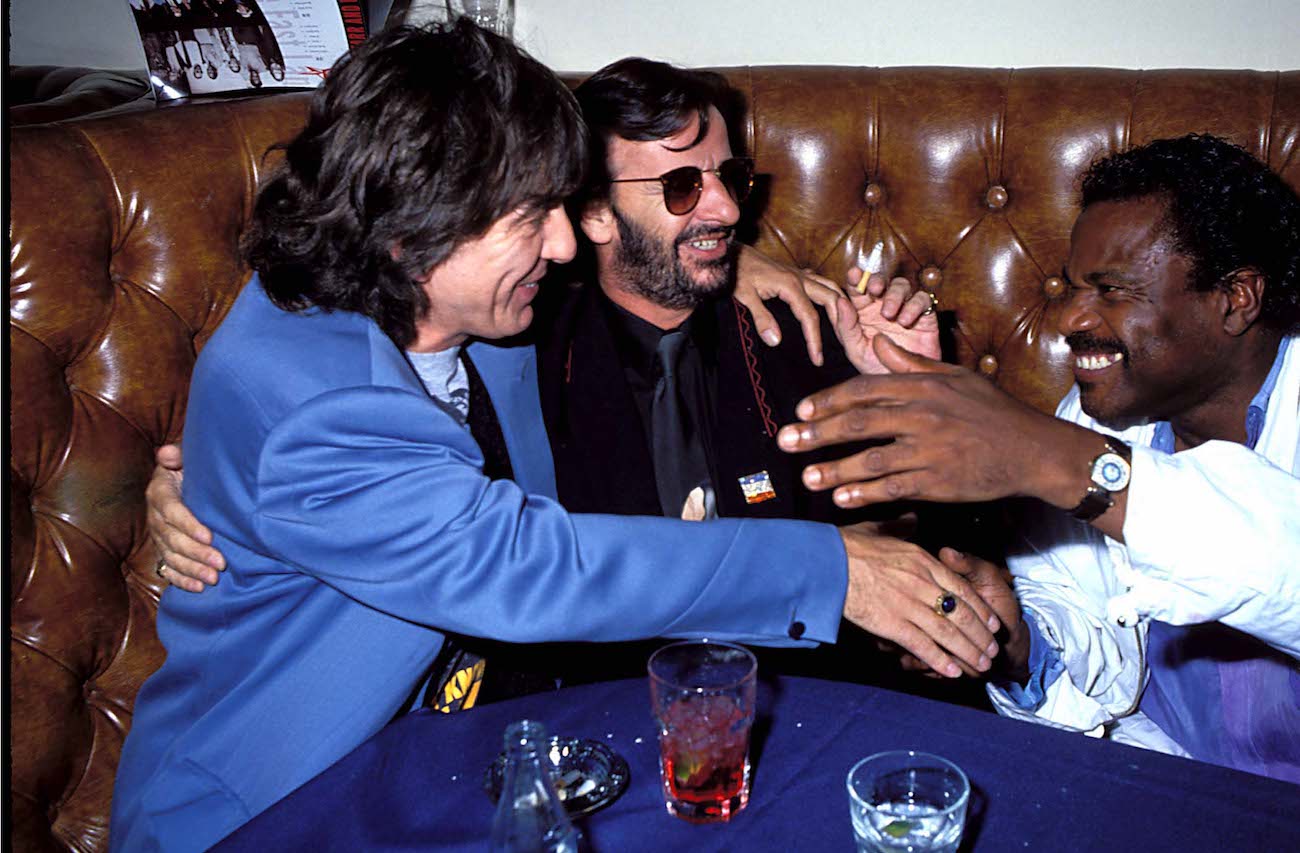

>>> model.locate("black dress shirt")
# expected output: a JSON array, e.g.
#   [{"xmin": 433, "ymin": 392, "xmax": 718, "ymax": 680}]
[{"xmin": 603, "ymin": 296, "xmax": 719, "ymax": 518}]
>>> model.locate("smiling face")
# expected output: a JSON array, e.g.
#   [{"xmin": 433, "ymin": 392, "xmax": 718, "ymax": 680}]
[
  {"xmin": 1059, "ymin": 196, "xmax": 1232, "ymax": 428},
  {"xmin": 413, "ymin": 204, "xmax": 576, "ymax": 352},
  {"xmin": 587, "ymin": 107, "xmax": 741, "ymax": 317}
]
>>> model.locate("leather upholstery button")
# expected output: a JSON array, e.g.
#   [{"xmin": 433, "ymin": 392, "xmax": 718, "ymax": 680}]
[
  {"xmin": 863, "ymin": 182, "xmax": 885, "ymax": 207},
  {"xmin": 1043, "ymin": 276, "xmax": 1065, "ymax": 298},
  {"xmin": 788, "ymin": 621, "xmax": 806, "ymax": 640},
  {"xmin": 920, "ymin": 266, "xmax": 942, "ymax": 289},
  {"xmin": 978, "ymin": 354, "xmax": 999, "ymax": 376},
  {"xmin": 985, "ymin": 184, "xmax": 1009, "ymax": 209}
]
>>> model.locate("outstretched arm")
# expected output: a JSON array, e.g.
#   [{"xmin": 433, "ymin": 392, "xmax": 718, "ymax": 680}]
[
  {"xmin": 781, "ymin": 338, "xmax": 1300, "ymax": 658},
  {"xmin": 777, "ymin": 336, "xmax": 1121, "ymax": 536}
]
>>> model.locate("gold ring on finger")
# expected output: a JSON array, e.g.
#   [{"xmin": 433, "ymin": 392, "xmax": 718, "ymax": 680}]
[
  {"xmin": 921, "ymin": 291, "xmax": 939, "ymax": 316},
  {"xmin": 934, "ymin": 590, "xmax": 957, "ymax": 617}
]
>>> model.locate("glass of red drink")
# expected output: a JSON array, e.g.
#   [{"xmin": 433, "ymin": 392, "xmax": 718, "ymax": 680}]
[{"xmin": 647, "ymin": 640, "xmax": 757, "ymax": 823}]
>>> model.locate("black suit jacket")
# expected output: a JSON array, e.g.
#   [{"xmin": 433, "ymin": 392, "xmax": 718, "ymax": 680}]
[{"xmin": 534, "ymin": 277, "xmax": 863, "ymax": 524}]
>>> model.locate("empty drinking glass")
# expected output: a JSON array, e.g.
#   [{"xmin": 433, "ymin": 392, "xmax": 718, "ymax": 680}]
[{"xmin": 846, "ymin": 751, "xmax": 969, "ymax": 852}]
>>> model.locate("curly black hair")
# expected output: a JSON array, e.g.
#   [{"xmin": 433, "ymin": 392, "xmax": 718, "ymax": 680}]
[
  {"xmin": 242, "ymin": 20, "xmax": 588, "ymax": 347},
  {"xmin": 1080, "ymin": 133, "xmax": 1300, "ymax": 333}
]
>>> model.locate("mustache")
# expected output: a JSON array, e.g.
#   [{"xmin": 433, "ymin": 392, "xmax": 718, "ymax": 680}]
[
  {"xmin": 1066, "ymin": 333, "xmax": 1129, "ymax": 359},
  {"xmin": 675, "ymin": 224, "xmax": 735, "ymax": 247}
]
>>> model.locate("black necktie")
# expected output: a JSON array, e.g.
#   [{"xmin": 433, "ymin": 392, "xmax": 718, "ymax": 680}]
[
  {"xmin": 462, "ymin": 353, "xmax": 514, "ymax": 482},
  {"xmin": 650, "ymin": 330, "xmax": 709, "ymax": 517}
]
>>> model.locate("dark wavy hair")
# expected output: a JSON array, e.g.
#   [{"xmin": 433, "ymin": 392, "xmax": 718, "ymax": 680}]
[
  {"xmin": 1080, "ymin": 133, "xmax": 1300, "ymax": 333},
  {"xmin": 243, "ymin": 20, "xmax": 588, "ymax": 347},
  {"xmin": 573, "ymin": 58, "xmax": 736, "ymax": 206}
]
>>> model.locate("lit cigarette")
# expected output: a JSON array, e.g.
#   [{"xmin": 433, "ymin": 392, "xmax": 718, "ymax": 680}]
[{"xmin": 856, "ymin": 241, "xmax": 884, "ymax": 293}]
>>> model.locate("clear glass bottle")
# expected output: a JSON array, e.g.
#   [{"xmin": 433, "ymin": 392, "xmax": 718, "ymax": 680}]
[{"xmin": 489, "ymin": 720, "xmax": 582, "ymax": 853}]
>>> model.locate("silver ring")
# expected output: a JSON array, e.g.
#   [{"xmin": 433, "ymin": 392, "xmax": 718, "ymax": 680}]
[
  {"xmin": 934, "ymin": 590, "xmax": 957, "ymax": 617},
  {"xmin": 155, "ymin": 561, "xmax": 168, "ymax": 579}
]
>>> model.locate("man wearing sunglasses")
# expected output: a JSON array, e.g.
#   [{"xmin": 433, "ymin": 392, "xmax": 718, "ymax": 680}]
[
  {"xmin": 487, "ymin": 58, "xmax": 948, "ymax": 690},
  {"xmin": 145, "ymin": 56, "xmax": 958, "ymax": 696},
  {"xmin": 541, "ymin": 57, "xmax": 937, "ymax": 526}
]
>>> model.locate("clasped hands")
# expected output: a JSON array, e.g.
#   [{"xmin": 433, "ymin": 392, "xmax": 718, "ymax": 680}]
[{"xmin": 782, "ymin": 331, "xmax": 1091, "ymax": 678}]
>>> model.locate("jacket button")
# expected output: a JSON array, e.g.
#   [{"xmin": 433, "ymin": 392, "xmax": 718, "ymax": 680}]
[{"xmin": 788, "ymin": 621, "xmax": 806, "ymax": 639}]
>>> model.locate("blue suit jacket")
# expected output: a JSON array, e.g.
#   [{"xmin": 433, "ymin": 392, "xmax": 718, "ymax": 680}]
[{"xmin": 111, "ymin": 278, "xmax": 847, "ymax": 852}]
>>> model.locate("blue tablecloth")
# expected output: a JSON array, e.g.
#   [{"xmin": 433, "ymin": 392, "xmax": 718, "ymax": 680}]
[{"xmin": 217, "ymin": 676, "xmax": 1300, "ymax": 851}]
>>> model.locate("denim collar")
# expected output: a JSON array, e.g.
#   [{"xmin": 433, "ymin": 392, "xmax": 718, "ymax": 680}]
[{"xmin": 1152, "ymin": 341, "xmax": 1286, "ymax": 454}]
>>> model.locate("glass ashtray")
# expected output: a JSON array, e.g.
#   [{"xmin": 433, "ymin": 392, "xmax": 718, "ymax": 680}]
[{"xmin": 485, "ymin": 736, "xmax": 630, "ymax": 817}]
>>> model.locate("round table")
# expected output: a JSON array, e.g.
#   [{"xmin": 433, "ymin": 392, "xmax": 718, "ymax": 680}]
[{"xmin": 217, "ymin": 675, "xmax": 1300, "ymax": 851}]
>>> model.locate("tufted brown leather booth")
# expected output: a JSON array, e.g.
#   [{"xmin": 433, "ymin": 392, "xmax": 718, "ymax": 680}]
[{"xmin": 9, "ymin": 67, "xmax": 1299, "ymax": 852}]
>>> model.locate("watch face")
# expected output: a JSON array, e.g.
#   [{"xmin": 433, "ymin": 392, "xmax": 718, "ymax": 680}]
[{"xmin": 1092, "ymin": 452, "xmax": 1131, "ymax": 491}]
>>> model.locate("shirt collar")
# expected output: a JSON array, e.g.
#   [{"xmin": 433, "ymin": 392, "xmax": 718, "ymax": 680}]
[
  {"xmin": 599, "ymin": 290, "xmax": 718, "ymax": 383},
  {"xmin": 1243, "ymin": 339, "xmax": 1287, "ymax": 449},
  {"xmin": 1152, "ymin": 340, "xmax": 1286, "ymax": 453}
]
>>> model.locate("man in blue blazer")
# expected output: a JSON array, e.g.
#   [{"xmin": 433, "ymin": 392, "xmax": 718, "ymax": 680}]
[
  {"xmin": 149, "ymin": 62, "xmax": 957, "ymax": 695},
  {"xmin": 112, "ymin": 22, "xmax": 1000, "ymax": 852}
]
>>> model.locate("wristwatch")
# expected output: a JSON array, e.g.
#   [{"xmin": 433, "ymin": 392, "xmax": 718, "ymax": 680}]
[{"xmin": 1070, "ymin": 438, "xmax": 1132, "ymax": 522}]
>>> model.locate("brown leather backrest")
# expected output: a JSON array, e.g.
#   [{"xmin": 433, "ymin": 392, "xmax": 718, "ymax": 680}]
[
  {"xmin": 726, "ymin": 68, "xmax": 1300, "ymax": 411},
  {"xmin": 9, "ymin": 93, "xmax": 311, "ymax": 852},
  {"xmin": 9, "ymin": 69, "xmax": 1299, "ymax": 853}
]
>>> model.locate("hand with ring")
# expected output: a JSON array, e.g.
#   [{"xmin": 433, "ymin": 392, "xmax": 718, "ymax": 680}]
[
  {"xmin": 834, "ymin": 269, "xmax": 940, "ymax": 376},
  {"xmin": 838, "ymin": 523, "xmax": 1002, "ymax": 679},
  {"xmin": 894, "ymin": 548, "xmax": 1030, "ymax": 680}
]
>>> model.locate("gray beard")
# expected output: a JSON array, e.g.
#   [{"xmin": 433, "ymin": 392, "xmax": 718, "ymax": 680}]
[{"xmin": 610, "ymin": 207, "xmax": 736, "ymax": 311}]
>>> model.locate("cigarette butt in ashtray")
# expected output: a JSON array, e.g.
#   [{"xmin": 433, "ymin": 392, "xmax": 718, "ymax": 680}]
[{"xmin": 856, "ymin": 241, "xmax": 884, "ymax": 294}]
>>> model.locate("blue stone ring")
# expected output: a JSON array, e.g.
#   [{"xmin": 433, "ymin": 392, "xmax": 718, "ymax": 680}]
[{"xmin": 935, "ymin": 591, "xmax": 958, "ymax": 617}]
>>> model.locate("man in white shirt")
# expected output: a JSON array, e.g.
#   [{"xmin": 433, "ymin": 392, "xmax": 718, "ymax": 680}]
[{"xmin": 779, "ymin": 133, "xmax": 1300, "ymax": 782}]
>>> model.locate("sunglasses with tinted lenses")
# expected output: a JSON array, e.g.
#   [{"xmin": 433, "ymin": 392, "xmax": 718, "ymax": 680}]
[{"xmin": 609, "ymin": 157, "xmax": 755, "ymax": 216}]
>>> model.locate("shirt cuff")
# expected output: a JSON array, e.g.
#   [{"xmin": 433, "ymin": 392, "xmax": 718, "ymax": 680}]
[{"xmin": 993, "ymin": 612, "xmax": 1065, "ymax": 710}]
